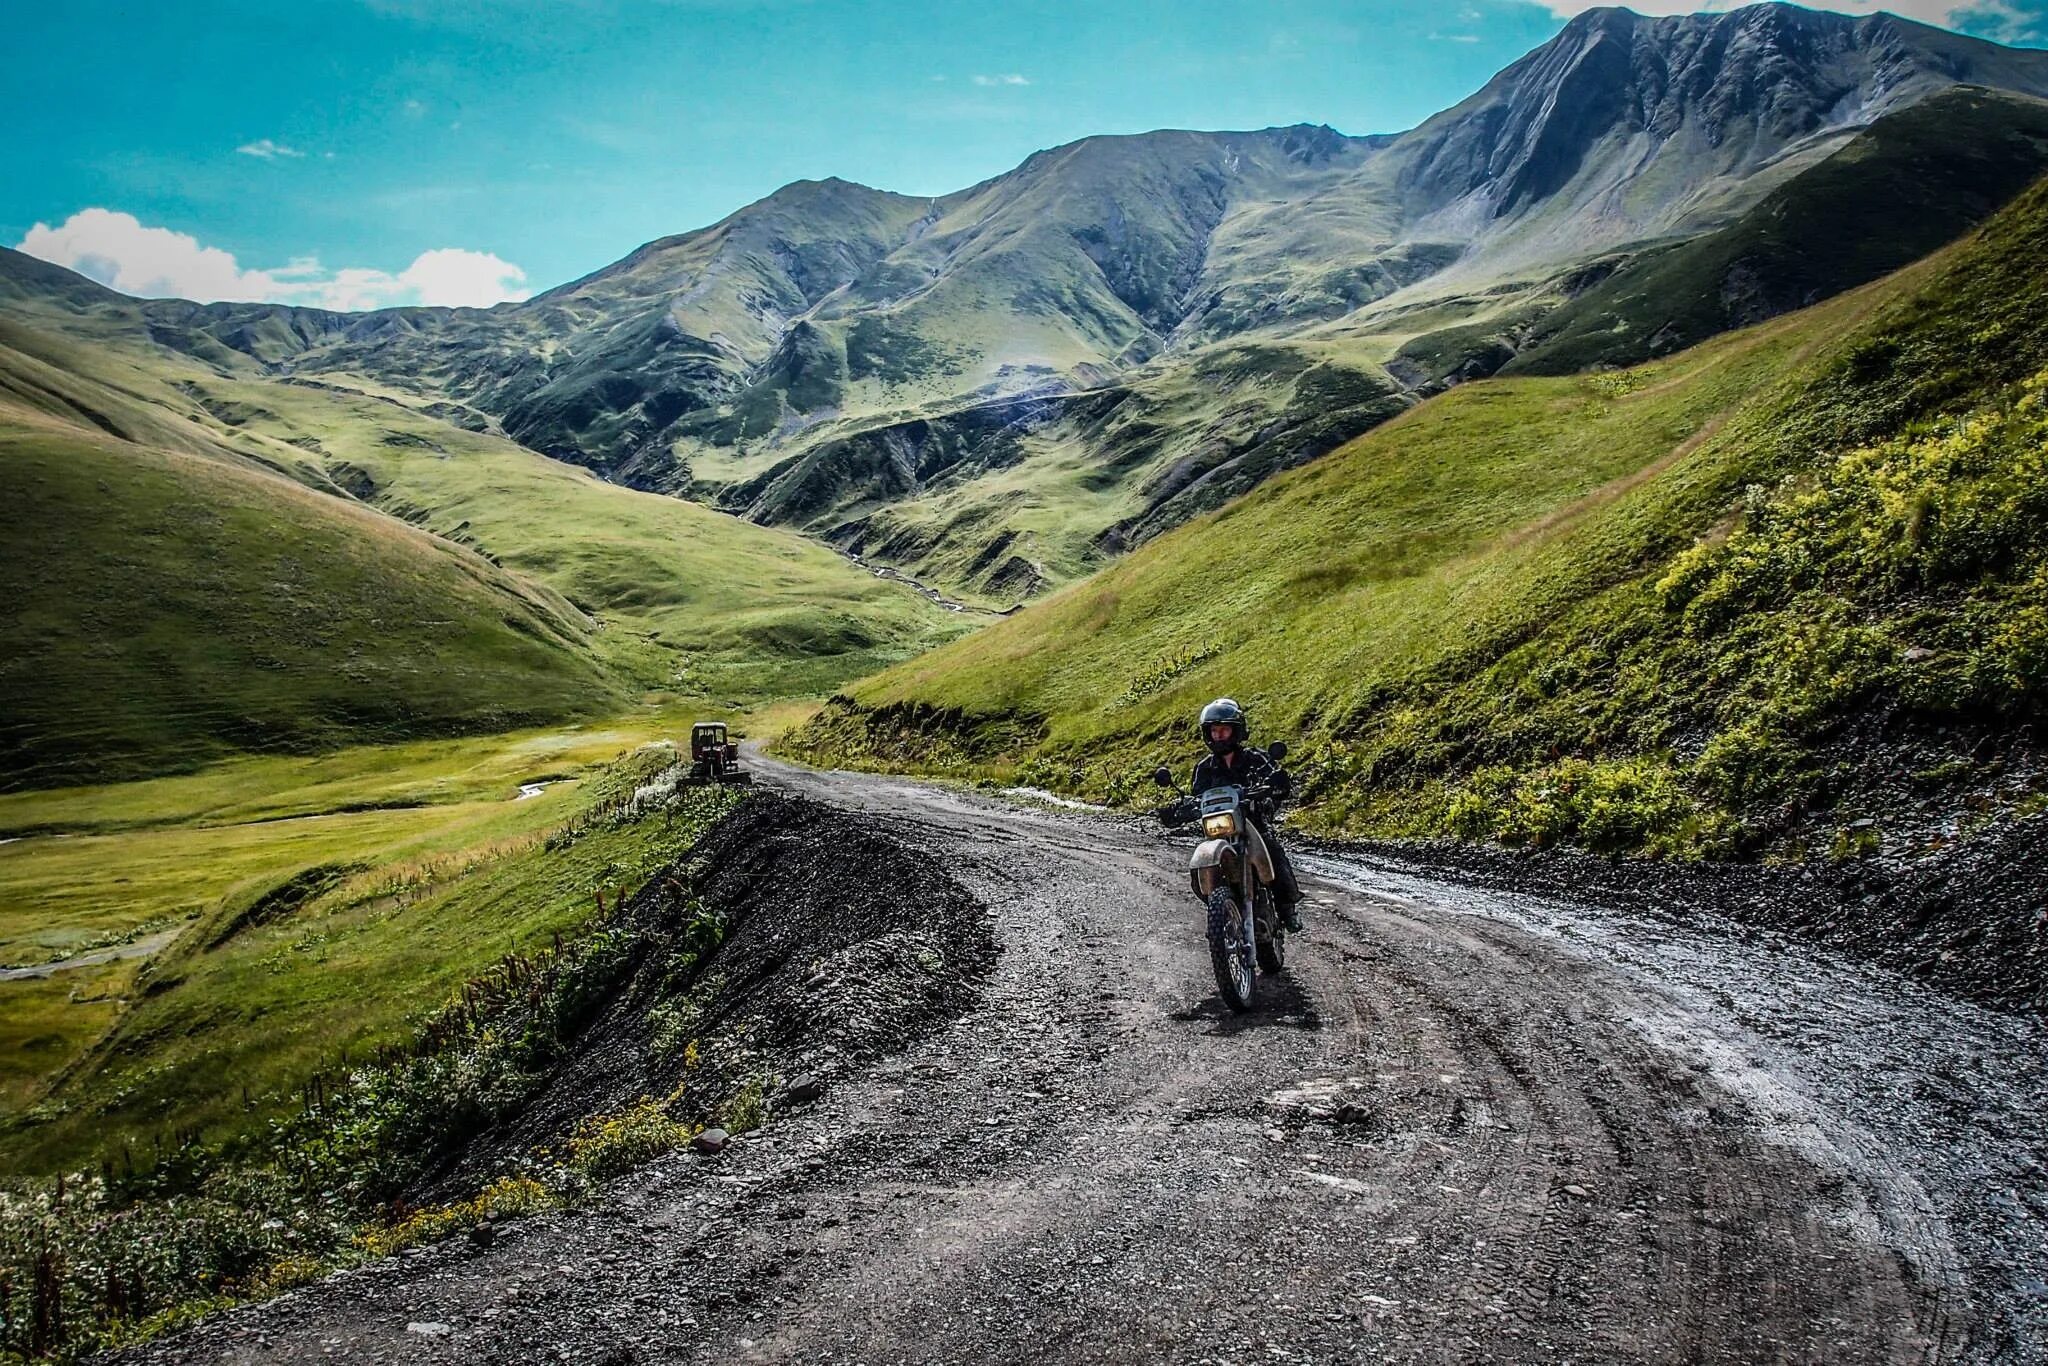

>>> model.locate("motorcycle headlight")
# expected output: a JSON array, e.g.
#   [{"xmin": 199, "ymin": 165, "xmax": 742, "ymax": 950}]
[{"xmin": 1203, "ymin": 811, "xmax": 1238, "ymax": 838}]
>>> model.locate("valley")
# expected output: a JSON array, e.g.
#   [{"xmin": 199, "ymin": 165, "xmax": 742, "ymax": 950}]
[
  {"xmin": 0, "ymin": 300, "xmax": 971, "ymax": 789},
  {"xmin": 5, "ymin": 4, "xmax": 2048, "ymax": 1358}
]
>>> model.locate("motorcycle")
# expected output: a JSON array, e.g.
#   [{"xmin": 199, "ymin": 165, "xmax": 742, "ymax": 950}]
[{"xmin": 1151, "ymin": 741, "xmax": 1291, "ymax": 1013}]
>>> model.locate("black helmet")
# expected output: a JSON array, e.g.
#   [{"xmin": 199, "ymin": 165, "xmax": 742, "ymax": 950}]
[{"xmin": 1199, "ymin": 697, "xmax": 1248, "ymax": 756}]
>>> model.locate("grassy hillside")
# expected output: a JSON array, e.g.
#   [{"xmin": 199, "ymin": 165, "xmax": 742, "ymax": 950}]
[
  {"xmin": 1503, "ymin": 87, "xmax": 2048, "ymax": 377},
  {"xmin": 0, "ymin": 342, "xmax": 621, "ymax": 790},
  {"xmin": 0, "ymin": 720, "xmax": 724, "ymax": 1179},
  {"xmin": 0, "ymin": 299, "xmax": 971, "ymax": 788},
  {"xmin": 786, "ymin": 175, "xmax": 2048, "ymax": 859}
]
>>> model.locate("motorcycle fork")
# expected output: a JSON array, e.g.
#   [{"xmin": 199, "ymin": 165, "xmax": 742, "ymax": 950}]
[{"xmin": 1230, "ymin": 841, "xmax": 1256, "ymax": 962}]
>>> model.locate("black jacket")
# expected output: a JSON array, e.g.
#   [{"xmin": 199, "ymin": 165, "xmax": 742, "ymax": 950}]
[{"xmin": 1190, "ymin": 745, "xmax": 1280, "ymax": 798}]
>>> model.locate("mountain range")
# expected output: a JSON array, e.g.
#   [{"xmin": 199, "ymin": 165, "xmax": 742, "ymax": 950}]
[
  {"xmin": 10, "ymin": 6, "xmax": 2048, "ymax": 607},
  {"xmin": 789, "ymin": 152, "xmax": 2048, "ymax": 874},
  {"xmin": 8, "ymin": 2, "xmax": 2048, "ymax": 788}
]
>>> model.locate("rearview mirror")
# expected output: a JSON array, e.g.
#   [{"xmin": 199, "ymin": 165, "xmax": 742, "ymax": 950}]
[
  {"xmin": 1266, "ymin": 740, "xmax": 1289, "ymax": 764},
  {"xmin": 1152, "ymin": 765, "xmax": 1175, "ymax": 788}
]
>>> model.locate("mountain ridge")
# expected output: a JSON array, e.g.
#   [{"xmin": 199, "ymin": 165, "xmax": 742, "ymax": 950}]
[{"xmin": 10, "ymin": 3, "xmax": 2048, "ymax": 605}]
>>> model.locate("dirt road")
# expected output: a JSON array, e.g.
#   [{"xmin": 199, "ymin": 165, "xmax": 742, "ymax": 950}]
[{"xmin": 129, "ymin": 755, "xmax": 2047, "ymax": 1364}]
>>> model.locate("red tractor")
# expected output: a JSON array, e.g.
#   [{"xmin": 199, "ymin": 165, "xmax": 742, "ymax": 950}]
[{"xmin": 687, "ymin": 721, "xmax": 750, "ymax": 784}]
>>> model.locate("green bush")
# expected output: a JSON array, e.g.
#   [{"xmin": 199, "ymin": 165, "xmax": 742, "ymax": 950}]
[{"xmin": 1431, "ymin": 757, "xmax": 1701, "ymax": 855}]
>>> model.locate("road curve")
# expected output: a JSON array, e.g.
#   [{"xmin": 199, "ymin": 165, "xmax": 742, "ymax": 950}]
[{"xmin": 129, "ymin": 754, "xmax": 2047, "ymax": 1365}]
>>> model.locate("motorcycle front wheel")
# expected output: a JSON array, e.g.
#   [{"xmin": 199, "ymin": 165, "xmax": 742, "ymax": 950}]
[{"xmin": 1206, "ymin": 886, "xmax": 1256, "ymax": 1013}]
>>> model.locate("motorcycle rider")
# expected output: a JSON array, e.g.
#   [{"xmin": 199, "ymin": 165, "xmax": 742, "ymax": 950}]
[{"xmin": 1186, "ymin": 698, "xmax": 1304, "ymax": 932}]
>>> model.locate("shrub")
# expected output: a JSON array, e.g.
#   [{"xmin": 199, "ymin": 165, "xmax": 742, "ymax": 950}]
[
  {"xmin": 1693, "ymin": 724, "xmax": 1791, "ymax": 808},
  {"xmin": 1433, "ymin": 757, "xmax": 1700, "ymax": 855},
  {"xmin": 562, "ymin": 1102, "xmax": 694, "ymax": 1183}
]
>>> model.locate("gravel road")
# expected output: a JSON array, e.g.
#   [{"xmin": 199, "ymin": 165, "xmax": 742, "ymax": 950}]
[{"xmin": 127, "ymin": 754, "xmax": 2047, "ymax": 1364}]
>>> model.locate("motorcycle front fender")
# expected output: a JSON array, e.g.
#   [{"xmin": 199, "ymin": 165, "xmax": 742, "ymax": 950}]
[{"xmin": 1189, "ymin": 838, "xmax": 1239, "ymax": 899}]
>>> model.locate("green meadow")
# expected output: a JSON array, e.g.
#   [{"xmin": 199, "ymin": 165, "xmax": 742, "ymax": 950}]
[{"xmin": 0, "ymin": 712, "xmax": 726, "ymax": 1175}]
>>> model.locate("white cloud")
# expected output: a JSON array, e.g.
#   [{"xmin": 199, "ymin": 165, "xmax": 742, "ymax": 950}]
[
  {"xmin": 1537, "ymin": 0, "xmax": 2042, "ymax": 41},
  {"xmin": 16, "ymin": 209, "xmax": 528, "ymax": 312},
  {"xmin": 1429, "ymin": 30, "xmax": 1484, "ymax": 40},
  {"xmin": 970, "ymin": 73, "xmax": 1031, "ymax": 86},
  {"xmin": 19, "ymin": 209, "xmax": 264, "ymax": 301},
  {"xmin": 1954, "ymin": 0, "xmax": 2048, "ymax": 42},
  {"xmin": 398, "ymin": 247, "xmax": 527, "ymax": 306},
  {"xmin": 236, "ymin": 138, "xmax": 306, "ymax": 160}
]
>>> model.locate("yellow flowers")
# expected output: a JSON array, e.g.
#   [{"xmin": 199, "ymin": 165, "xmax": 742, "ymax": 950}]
[
  {"xmin": 355, "ymin": 1176, "xmax": 558, "ymax": 1259},
  {"xmin": 562, "ymin": 1101, "xmax": 695, "ymax": 1183}
]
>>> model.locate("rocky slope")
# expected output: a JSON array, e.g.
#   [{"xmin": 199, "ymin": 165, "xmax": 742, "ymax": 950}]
[{"xmin": 1393, "ymin": 85, "xmax": 2048, "ymax": 386}]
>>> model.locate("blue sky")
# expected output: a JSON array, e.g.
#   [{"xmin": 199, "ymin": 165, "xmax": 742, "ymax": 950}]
[{"xmin": 8, "ymin": 0, "xmax": 2044, "ymax": 308}]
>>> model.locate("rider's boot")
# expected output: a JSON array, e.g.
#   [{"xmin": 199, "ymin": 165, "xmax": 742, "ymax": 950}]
[{"xmin": 1280, "ymin": 893, "xmax": 1303, "ymax": 934}]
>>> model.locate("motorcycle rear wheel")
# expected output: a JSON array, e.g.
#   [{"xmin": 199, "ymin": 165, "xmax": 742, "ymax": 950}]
[
  {"xmin": 1257, "ymin": 928, "xmax": 1286, "ymax": 976},
  {"xmin": 1206, "ymin": 887, "xmax": 1256, "ymax": 1013}
]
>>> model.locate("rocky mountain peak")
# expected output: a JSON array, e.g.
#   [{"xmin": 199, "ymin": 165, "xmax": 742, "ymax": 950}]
[
  {"xmin": 1273, "ymin": 122, "xmax": 1353, "ymax": 164},
  {"xmin": 1398, "ymin": 1, "xmax": 2048, "ymax": 237}
]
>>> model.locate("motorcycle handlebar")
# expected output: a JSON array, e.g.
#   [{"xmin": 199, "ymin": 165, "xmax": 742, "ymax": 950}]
[{"xmin": 1154, "ymin": 782, "xmax": 1285, "ymax": 827}]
